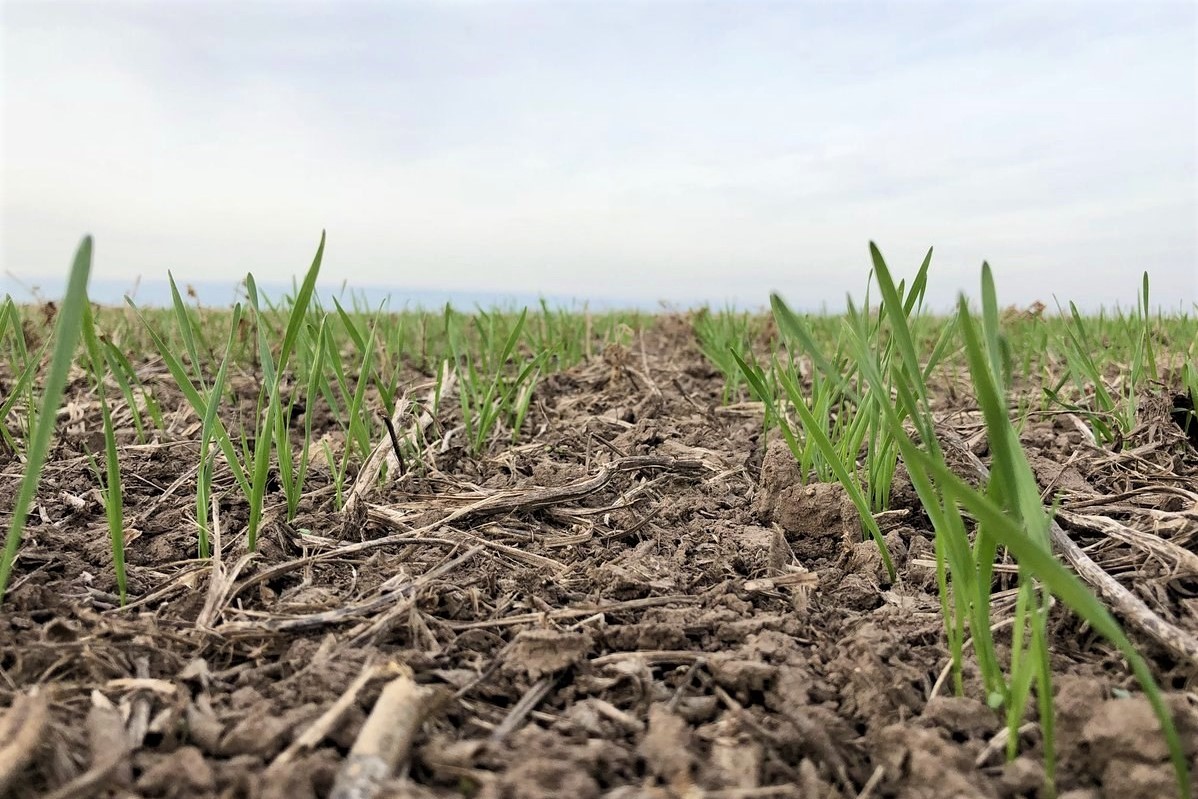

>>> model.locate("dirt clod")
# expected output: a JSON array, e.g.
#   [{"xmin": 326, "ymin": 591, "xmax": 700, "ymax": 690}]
[{"xmin": 754, "ymin": 440, "xmax": 859, "ymax": 562}]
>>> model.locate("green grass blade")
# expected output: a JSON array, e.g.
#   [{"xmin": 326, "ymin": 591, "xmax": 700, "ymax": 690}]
[
  {"xmin": 279, "ymin": 231, "xmax": 326, "ymax": 371},
  {"xmin": 912, "ymin": 447, "xmax": 1189, "ymax": 798},
  {"xmin": 901, "ymin": 247, "xmax": 935, "ymax": 317},
  {"xmin": 82, "ymin": 303, "xmax": 128, "ymax": 605},
  {"xmin": 0, "ymin": 340, "xmax": 52, "ymax": 428},
  {"xmin": 196, "ymin": 304, "xmax": 243, "ymax": 556},
  {"xmin": 126, "ymin": 298, "xmax": 251, "ymax": 497},
  {"xmin": 1, "ymin": 237, "xmax": 93, "ymax": 600},
  {"xmin": 781, "ymin": 371, "xmax": 896, "ymax": 580},
  {"xmin": 168, "ymin": 271, "xmax": 204, "ymax": 387},
  {"xmin": 334, "ymin": 297, "xmax": 367, "ymax": 352}
]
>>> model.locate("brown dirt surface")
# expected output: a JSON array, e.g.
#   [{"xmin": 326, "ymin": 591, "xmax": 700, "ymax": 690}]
[{"xmin": 2, "ymin": 315, "xmax": 1198, "ymax": 798}]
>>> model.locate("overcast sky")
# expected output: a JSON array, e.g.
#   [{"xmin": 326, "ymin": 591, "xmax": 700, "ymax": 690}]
[{"xmin": 2, "ymin": 1, "xmax": 1195, "ymax": 309}]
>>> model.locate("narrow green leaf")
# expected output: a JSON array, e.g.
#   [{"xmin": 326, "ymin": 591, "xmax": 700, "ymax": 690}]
[{"xmin": 1, "ymin": 237, "xmax": 93, "ymax": 600}]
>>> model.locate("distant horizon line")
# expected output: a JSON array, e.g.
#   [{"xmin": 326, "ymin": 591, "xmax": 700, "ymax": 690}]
[
  {"xmin": 2, "ymin": 273, "xmax": 1194, "ymax": 316},
  {"xmin": 3, "ymin": 273, "xmax": 765, "ymax": 313}
]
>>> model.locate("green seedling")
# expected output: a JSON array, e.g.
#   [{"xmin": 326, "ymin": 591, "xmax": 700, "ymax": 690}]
[
  {"xmin": 1, "ymin": 237, "xmax": 93, "ymax": 601},
  {"xmin": 242, "ymin": 231, "xmax": 325, "ymax": 551},
  {"xmin": 81, "ymin": 303, "xmax": 128, "ymax": 605}
]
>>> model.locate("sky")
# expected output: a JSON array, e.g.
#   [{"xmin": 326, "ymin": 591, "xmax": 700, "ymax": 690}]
[{"xmin": 1, "ymin": 0, "xmax": 1195, "ymax": 310}]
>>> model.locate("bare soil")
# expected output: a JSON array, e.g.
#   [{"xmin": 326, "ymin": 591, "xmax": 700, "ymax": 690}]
[{"xmin": 2, "ymin": 317, "xmax": 1197, "ymax": 799}]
